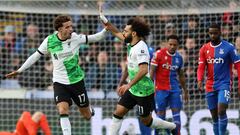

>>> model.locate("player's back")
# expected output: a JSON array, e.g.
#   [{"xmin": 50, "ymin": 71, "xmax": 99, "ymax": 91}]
[
  {"xmin": 199, "ymin": 40, "xmax": 239, "ymax": 91},
  {"xmin": 151, "ymin": 48, "xmax": 183, "ymax": 91},
  {"xmin": 15, "ymin": 111, "xmax": 39, "ymax": 135}
]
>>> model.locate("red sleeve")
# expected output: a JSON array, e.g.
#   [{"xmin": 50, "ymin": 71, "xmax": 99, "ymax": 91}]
[
  {"xmin": 21, "ymin": 111, "xmax": 38, "ymax": 135},
  {"xmin": 197, "ymin": 46, "xmax": 206, "ymax": 81},
  {"xmin": 234, "ymin": 62, "xmax": 240, "ymax": 93},
  {"xmin": 39, "ymin": 114, "xmax": 52, "ymax": 135}
]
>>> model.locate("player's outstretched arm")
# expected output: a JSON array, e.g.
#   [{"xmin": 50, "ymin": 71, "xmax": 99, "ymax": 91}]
[
  {"xmin": 5, "ymin": 51, "xmax": 42, "ymax": 78},
  {"xmin": 87, "ymin": 28, "xmax": 108, "ymax": 43},
  {"xmin": 5, "ymin": 71, "xmax": 19, "ymax": 78},
  {"xmin": 99, "ymin": 4, "xmax": 125, "ymax": 41}
]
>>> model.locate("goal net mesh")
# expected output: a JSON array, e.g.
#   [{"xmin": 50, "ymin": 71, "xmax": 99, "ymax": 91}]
[{"xmin": 0, "ymin": 0, "xmax": 239, "ymax": 135}]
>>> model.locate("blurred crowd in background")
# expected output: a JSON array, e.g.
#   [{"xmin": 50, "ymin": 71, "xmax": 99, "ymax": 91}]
[{"xmin": 0, "ymin": 1, "xmax": 239, "ymax": 99}]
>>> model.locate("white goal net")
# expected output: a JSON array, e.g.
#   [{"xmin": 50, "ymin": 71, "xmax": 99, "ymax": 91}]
[{"xmin": 0, "ymin": 0, "xmax": 239, "ymax": 135}]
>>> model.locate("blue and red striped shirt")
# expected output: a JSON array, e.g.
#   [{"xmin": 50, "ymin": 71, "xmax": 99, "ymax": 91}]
[
  {"xmin": 151, "ymin": 48, "xmax": 183, "ymax": 91},
  {"xmin": 197, "ymin": 40, "xmax": 240, "ymax": 92}
]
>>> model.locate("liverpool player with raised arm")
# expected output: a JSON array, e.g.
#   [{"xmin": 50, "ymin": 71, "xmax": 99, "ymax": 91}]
[
  {"xmin": 5, "ymin": 15, "xmax": 108, "ymax": 135},
  {"xmin": 99, "ymin": 8, "xmax": 176, "ymax": 135}
]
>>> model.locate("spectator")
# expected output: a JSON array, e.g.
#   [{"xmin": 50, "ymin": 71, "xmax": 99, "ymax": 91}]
[
  {"xmin": 0, "ymin": 25, "xmax": 23, "ymax": 53},
  {"xmin": 0, "ymin": 111, "xmax": 51, "ymax": 135},
  {"xmin": 222, "ymin": 1, "xmax": 237, "ymax": 25},
  {"xmin": 185, "ymin": 36, "xmax": 199, "ymax": 61},
  {"xmin": 0, "ymin": 25, "xmax": 21, "ymax": 86},
  {"xmin": 221, "ymin": 23, "xmax": 233, "ymax": 42},
  {"xmin": 43, "ymin": 58, "xmax": 53, "ymax": 90},
  {"xmin": 18, "ymin": 24, "xmax": 47, "ymax": 90},
  {"xmin": 152, "ymin": 11, "xmax": 175, "ymax": 45},
  {"xmin": 85, "ymin": 51, "xmax": 120, "ymax": 93},
  {"xmin": 178, "ymin": 46, "xmax": 187, "ymax": 63},
  {"xmin": 109, "ymin": 37, "xmax": 126, "ymax": 77},
  {"xmin": 79, "ymin": 43, "xmax": 99, "ymax": 73},
  {"xmin": 110, "ymin": 37, "xmax": 125, "ymax": 61},
  {"xmin": 183, "ymin": 15, "xmax": 204, "ymax": 42},
  {"xmin": 78, "ymin": 43, "xmax": 90, "ymax": 71},
  {"xmin": 184, "ymin": 36, "xmax": 199, "ymax": 98},
  {"xmin": 235, "ymin": 35, "xmax": 240, "ymax": 53},
  {"xmin": 164, "ymin": 23, "xmax": 177, "ymax": 41},
  {"xmin": 76, "ymin": 15, "xmax": 98, "ymax": 35},
  {"xmin": 157, "ymin": 41, "xmax": 168, "ymax": 49}
]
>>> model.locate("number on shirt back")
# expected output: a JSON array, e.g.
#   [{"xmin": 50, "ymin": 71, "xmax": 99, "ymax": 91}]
[{"xmin": 138, "ymin": 105, "xmax": 144, "ymax": 115}]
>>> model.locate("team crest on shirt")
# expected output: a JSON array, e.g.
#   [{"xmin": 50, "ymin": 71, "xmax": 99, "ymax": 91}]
[
  {"xmin": 207, "ymin": 50, "xmax": 209, "ymax": 54},
  {"xmin": 175, "ymin": 58, "xmax": 179, "ymax": 63},
  {"xmin": 141, "ymin": 50, "xmax": 145, "ymax": 53},
  {"xmin": 165, "ymin": 56, "xmax": 168, "ymax": 60},
  {"xmin": 219, "ymin": 49, "xmax": 224, "ymax": 54}
]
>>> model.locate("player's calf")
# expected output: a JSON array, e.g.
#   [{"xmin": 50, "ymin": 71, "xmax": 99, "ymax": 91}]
[
  {"xmin": 109, "ymin": 114, "xmax": 123, "ymax": 135},
  {"xmin": 150, "ymin": 118, "xmax": 176, "ymax": 130}
]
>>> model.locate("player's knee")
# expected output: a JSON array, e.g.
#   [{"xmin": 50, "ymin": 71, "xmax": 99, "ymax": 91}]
[
  {"xmin": 58, "ymin": 107, "xmax": 69, "ymax": 114},
  {"xmin": 218, "ymin": 110, "xmax": 226, "ymax": 117},
  {"xmin": 156, "ymin": 110, "xmax": 165, "ymax": 116},
  {"xmin": 57, "ymin": 103, "xmax": 69, "ymax": 114},
  {"xmin": 140, "ymin": 115, "xmax": 152, "ymax": 126}
]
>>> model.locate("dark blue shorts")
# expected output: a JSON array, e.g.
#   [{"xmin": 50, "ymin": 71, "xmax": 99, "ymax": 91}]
[
  {"xmin": 155, "ymin": 90, "xmax": 182, "ymax": 112},
  {"xmin": 206, "ymin": 89, "xmax": 230, "ymax": 110}
]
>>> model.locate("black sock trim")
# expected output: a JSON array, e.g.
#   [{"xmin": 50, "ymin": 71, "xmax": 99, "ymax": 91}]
[
  {"xmin": 146, "ymin": 118, "xmax": 153, "ymax": 127},
  {"xmin": 113, "ymin": 114, "xmax": 123, "ymax": 119},
  {"xmin": 60, "ymin": 114, "xmax": 69, "ymax": 118}
]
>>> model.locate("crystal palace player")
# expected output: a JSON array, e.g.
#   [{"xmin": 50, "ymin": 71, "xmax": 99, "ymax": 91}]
[
  {"xmin": 150, "ymin": 35, "xmax": 189, "ymax": 135},
  {"xmin": 0, "ymin": 111, "xmax": 51, "ymax": 135},
  {"xmin": 197, "ymin": 23, "xmax": 240, "ymax": 135}
]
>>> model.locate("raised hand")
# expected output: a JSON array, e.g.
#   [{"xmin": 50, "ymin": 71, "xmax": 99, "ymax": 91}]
[
  {"xmin": 5, "ymin": 71, "xmax": 19, "ymax": 78},
  {"xmin": 98, "ymin": 0, "xmax": 108, "ymax": 24},
  {"xmin": 117, "ymin": 84, "xmax": 130, "ymax": 96}
]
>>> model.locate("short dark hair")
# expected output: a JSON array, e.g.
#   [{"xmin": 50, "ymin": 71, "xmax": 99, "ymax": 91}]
[
  {"xmin": 209, "ymin": 23, "xmax": 221, "ymax": 30},
  {"xmin": 127, "ymin": 17, "xmax": 150, "ymax": 38},
  {"xmin": 53, "ymin": 15, "xmax": 72, "ymax": 31},
  {"xmin": 188, "ymin": 14, "xmax": 199, "ymax": 22},
  {"xmin": 167, "ymin": 35, "xmax": 179, "ymax": 43}
]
